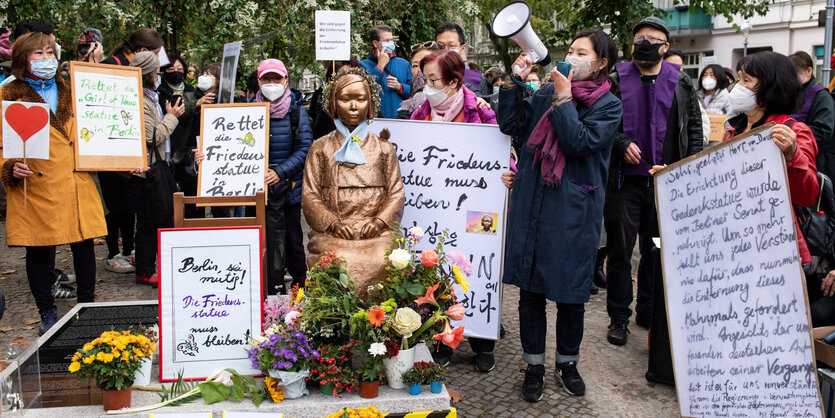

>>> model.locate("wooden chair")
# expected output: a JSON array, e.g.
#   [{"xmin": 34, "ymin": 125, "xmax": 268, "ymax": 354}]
[{"xmin": 172, "ymin": 192, "xmax": 267, "ymax": 299}]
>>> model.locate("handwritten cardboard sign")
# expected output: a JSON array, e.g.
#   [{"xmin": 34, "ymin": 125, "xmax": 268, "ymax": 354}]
[
  {"xmin": 70, "ymin": 62, "xmax": 147, "ymax": 171},
  {"xmin": 654, "ymin": 123, "xmax": 823, "ymax": 417},
  {"xmin": 198, "ymin": 103, "xmax": 268, "ymax": 201},
  {"xmin": 707, "ymin": 114, "xmax": 726, "ymax": 143},
  {"xmin": 1, "ymin": 101, "xmax": 49, "ymax": 159},
  {"xmin": 158, "ymin": 227, "xmax": 263, "ymax": 381},
  {"xmin": 371, "ymin": 119, "xmax": 510, "ymax": 340},
  {"xmin": 315, "ymin": 10, "xmax": 351, "ymax": 61}
]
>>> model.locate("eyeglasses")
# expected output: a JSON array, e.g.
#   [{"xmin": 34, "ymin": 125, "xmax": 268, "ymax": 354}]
[
  {"xmin": 411, "ymin": 41, "xmax": 439, "ymax": 52},
  {"xmin": 426, "ymin": 77, "xmax": 444, "ymax": 87},
  {"xmin": 633, "ymin": 35, "xmax": 667, "ymax": 44}
]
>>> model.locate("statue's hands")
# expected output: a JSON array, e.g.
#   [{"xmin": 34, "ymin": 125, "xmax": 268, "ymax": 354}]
[
  {"xmin": 330, "ymin": 221, "xmax": 355, "ymax": 240},
  {"xmin": 360, "ymin": 219, "xmax": 386, "ymax": 239}
]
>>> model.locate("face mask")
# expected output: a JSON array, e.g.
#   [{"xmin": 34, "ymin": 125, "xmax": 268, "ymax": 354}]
[
  {"xmin": 701, "ymin": 77, "xmax": 717, "ymax": 91},
  {"xmin": 526, "ymin": 81, "xmax": 540, "ymax": 90},
  {"xmin": 381, "ymin": 41, "xmax": 395, "ymax": 54},
  {"xmin": 260, "ymin": 83, "xmax": 285, "ymax": 101},
  {"xmin": 154, "ymin": 74, "xmax": 162, "ymax": 90},
  {"xmin": 30, "ymin": 58, "xmax": 58, "ymax": 79},
  {"xmin": 163, "ymin": 71, "xmax": 185, "ymax": 86},
  {"xmin": 728, "ymin": 84, "xmax": 758, "ymax": 115},
  {"xmin": 567, "ymin": 56, "xmax": 600, "ymax": 80},
  {"xmin": 632, "ymin": 40, "xmax": 664, "ymax": 63},
  {"xmin": 424, "ymin": 85, "xmax": 450, "ymax": 107},
  {"xmin": 448, "ymin": 47, "xmax": 465, "ymax": 59},
  {"xmin": 197, "ymin": 74, "xmax": 213, "ymax": 91},
  {"xmin": 493, "ymin": 86, "xmax": 500, "ymax": 94}
]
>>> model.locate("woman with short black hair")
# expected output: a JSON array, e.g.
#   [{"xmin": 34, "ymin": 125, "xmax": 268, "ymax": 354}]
[
  {"xmin": 788, "ymin": 51, "xmax": 835, "ymax": 179},
  {"xmin": 698, "ymin": 64, "xmax": 730, "ymax": 114}
]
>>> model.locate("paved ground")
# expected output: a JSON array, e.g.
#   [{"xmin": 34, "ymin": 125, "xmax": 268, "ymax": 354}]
[{"xmin": 0, "ymin": 220, "xmax": 679, "ymax": 416}]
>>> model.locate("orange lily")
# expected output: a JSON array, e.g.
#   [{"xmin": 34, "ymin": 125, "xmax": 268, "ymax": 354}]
[
  {"xmin": 415, "ymin": 282, "xmax": 440, "ymax": 307},
  {"xmin": 433, "ymin": 320, "xmax": 466, "ymax": 349}
]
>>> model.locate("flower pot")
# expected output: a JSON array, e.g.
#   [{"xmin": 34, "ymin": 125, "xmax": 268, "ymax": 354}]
[
  {"xmin": 133, "ymin": 357, "xmax": 153, "ymax": 387},
  {"xmin": 319, "ymin": 382, "xmax": 338, "ymax": 396},
  {"xmin": 382, "ymin": 345, "xmax": 416, "ymax": 389},
  {"xmin": 101, "ymin": 387, "xmax": 132, "ymax": 411},
  {"xmin": 268, "ymin": 369, "xmax": 310, "ymax": 399},
  {"xmin": 430, "ymin": 381, "xmax": 443, "ymax": 393},
  {"xmin": 408, "ymin": 383, "xmax": 421, "ymax": 395},
  {"xmin": 359, "ymin": 380, "xmax": 379, "ymax": 399}
]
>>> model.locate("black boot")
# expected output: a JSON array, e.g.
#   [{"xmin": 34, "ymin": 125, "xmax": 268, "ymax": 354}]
[{"xmin": 593, "ymin": 247, "xmax": 607, "ymax": 289}]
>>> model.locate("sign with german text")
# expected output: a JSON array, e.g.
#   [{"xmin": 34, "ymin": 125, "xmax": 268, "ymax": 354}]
[{"xmin": 654, "ymin": 123, "xmax": 822, "ymax": 417}]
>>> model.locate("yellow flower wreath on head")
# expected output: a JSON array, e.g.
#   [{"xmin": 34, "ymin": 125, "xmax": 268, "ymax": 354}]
[{"xmin": 321, "ymin": 67, "xmax": 381, "ymax": 121}]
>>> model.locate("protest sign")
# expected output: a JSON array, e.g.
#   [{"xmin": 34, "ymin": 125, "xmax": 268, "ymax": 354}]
[
  {"xmin": 69, "ymin": 62, "xmax": 147, "ymax": 171},
  {"xmin": 2, "ymin": 101, "xmax": 49, "ymax": 160},
  {"xmin": 654, "ymin": 123, "xmax": 823, "ymax": 417},
  {"xmin": 370, "ymin": 119, "xmax": 510, "ymax": 340},
  {"xmin": 707, "ymin": 114, "xmax": 726, "ymax": 143},
  {"xmin": 158, "ymin": 226, "xmax": 263, "ymax": 381},
  {"xmin": 198, "ymin": 103, "xmax": 269, "ymax": 201},
  {"xmin": 219, "ymin": 41, "xmax": 242, "ymax": 104},
  {"xmin": 315, "ymin": 10, "xmax": 351, "ymax": 61}
]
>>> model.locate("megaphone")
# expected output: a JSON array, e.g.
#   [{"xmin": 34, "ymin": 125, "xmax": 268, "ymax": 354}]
[{"xmin": 491, "ymin": 1, "xmax": 551, "ymax": 68}]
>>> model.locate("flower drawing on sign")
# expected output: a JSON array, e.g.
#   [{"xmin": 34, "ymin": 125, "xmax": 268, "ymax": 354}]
[
  {"xmin": 79, "ymin": 127, "xmax": 94, "ymax": 142},
  {"xmin": 176, "ymin": 334, "xmax": 199, "ymax": 356},
  {"xmin": 238, "ymin": 132, "xmax": 255, "ymax": 147}
]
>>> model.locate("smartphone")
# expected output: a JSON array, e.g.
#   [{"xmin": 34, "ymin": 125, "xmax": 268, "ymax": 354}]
[
  {"xmin": 78, "ymin": 42, "xmax": 93, "ymax": 57},
  {"xmin": 556, "ymin": 61, "xmax": 572, "ymax": 78}
]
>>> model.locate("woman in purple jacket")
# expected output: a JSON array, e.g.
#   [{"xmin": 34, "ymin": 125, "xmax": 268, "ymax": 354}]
[{"xmin": 410, "ymin": 49, "xmax": 499, "ymax": 373}]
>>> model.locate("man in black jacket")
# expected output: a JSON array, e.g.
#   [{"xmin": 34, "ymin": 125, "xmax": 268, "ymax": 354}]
[{"xmin": 604, "ymin": 17, "xmax": 703, "ymax": 345}]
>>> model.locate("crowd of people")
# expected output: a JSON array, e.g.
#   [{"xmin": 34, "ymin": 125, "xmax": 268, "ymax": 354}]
[{"xmin": 0, "ymin": 13, "xmax": 834, "ymax": 404}]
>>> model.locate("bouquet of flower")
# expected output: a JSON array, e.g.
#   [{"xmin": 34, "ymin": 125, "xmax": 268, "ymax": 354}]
[
  {"xmin": 299, "ymin": 251, "xmax": 362, "ymax": 347},
  {"xmin": 325, "ymin": 406, "xmax": 384, "ymax": 418},
  {"xmin": 247, "ymin": 331, "xmax": 318, "ymax": 374},
  {"xmin": 68, "ymin": 330, "xmax": 156, "ymax": 390},
  {"xmin": 308, "ymin": 342, "xmax": 358, "ymax": 396},
  {"xmin": 412, "ymin": 361, "xmax": 445, "ymax": 383},
  {"xmin": 351, "ymin": 307, "xmax": 389, "ymax": 382},
  {"xmin": 263, "ymin": 286, "xmax": 304, "ymax": 332},
  {"xmin": 369, "ymin": 225, "xmax": 470, "ymax": 351}
]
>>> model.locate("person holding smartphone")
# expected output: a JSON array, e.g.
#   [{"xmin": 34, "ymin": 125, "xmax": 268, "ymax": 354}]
[{"xmin": 358, "ymin": 25, "xmax": 411, "ymax": 118}]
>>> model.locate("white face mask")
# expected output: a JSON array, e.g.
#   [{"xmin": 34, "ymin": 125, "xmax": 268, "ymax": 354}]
[
  {"xmin": 423, "ymin": 84, "xmax": 451, "ymax": 107},
  {"xmin": 260, "ymin": 83, "xmax": 285, "ymax": 101},
  {"xmin": 728, "ymin": 84, "xmax": 757, "ymax": 115},
  {"xmin": 701, "ymin": 76, "xmax": 717, "ymax": 91},
  {"xmin": 197, "ymin": 74, "xmax": 213, "ymax": 91}
]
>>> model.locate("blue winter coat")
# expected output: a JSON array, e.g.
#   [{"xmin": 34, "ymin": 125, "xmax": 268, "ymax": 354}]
[
  {"xmin": 498, "ymin": 83, "xmax": 622, "ymax": 303},
  {"xmin": 359, "ymin": 51, "xmax": 412, "ymax": 118},
  {"xmin": 266, "ymin": 94, "xmax": 313, "ymax": 205}
]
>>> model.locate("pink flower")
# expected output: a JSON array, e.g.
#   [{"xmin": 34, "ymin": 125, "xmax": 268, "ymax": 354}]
[
  {"xmin": 445, "ymin": 304, "xmax": 465, "ymax": 321},
  {"xmin": 446, "ymin": 250, "xmax": 472, "ymax": 276},
  {"xmin": 420, "ymin": 250, "xmax": 439, "ymax": 267},
  {"xmin": 433, "ymin": 321, "xmax": 466, "ymax": 349},
  {"xmin": 415, "ymin": 282, "xmax": 440, "ymax": 307}
]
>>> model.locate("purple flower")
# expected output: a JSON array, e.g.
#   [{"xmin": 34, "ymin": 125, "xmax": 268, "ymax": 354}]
[{"xmin": 446, "ymin": 250, "xmax": 472, "ymax": 276}]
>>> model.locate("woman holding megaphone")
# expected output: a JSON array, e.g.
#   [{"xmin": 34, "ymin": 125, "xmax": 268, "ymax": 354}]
[{"xmin": 497, "ymin": 29, "xmax": 622, "ymax": 402}]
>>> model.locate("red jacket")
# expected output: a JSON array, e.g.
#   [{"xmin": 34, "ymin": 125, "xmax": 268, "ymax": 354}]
[{"xmin": 724, "ymin": 113, "xmax": 819, "ymax": 263}]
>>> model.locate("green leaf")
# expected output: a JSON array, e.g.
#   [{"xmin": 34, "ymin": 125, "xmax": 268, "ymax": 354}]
[
  {"xmin": 402, "ymin": 281, "xmax": 425, "ymax": 296},
  {"xmin": 229, "ymin": 384, "xmax": 244, "ymax": 401},
  {"xmin": 198, "ymin": 382, "xmax": 232, "ymax": 404}
]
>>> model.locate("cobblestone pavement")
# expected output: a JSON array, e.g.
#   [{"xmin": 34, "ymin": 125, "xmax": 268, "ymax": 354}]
[{"xmin": 0, "ymin": 220, "xmax": 679, "ymax": 416}]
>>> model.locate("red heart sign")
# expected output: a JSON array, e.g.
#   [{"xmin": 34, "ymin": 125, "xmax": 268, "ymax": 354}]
[{"xmin": 5, "ymin": 103, "xmax": 49, "ymax": 142}]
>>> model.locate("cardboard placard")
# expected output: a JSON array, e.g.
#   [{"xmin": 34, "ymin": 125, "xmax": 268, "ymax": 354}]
[
  {"xmin": 707, "ymin": 113, "xmax": 726, "ymax": 143},
  {"xmin": 219, "ymin": 42, "xmax": 242, "ymax": 104},
  {"xmin": 70, "ymin": 62, "xmax": 147, "ymax": 171},
  {"xmin": 370, "ymin": 119, "xmax": 510, "ymax": 340},
  {"xmin": 197, "ymin": 103, "xmax": 269, "ymax": 202},
  {"xmin": 654, "ymin": 123, "xmax": 823, "ymax": 417},
  {"xmin": 315, "ymin": 10, "xmax": 351, "ymax": 61},
  {"xmin": 158, "ymin": 227, "xmax": 263, "ymax": 381},
  {"xmin": 1, "ymin": 101, "xmax": 49, "ymax": 159}
]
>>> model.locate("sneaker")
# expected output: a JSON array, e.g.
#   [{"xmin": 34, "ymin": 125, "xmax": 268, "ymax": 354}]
[
  {"xmin": 555, "ymin": 361, "xmax": 586, "ymax": 396},
  {"xmin": 130, "ymin": 250, "xmax": 135, "ymax": 265},
  {"xmin": 635, "ymin": 314, "xmax": 651, "ymax": 329},
  {"xmin": 54, "ymin": 269, "xmax": 72, "ymax": 283},
  {"xmin": 520, "ymin": 364, "xmax": 545, "ymax": 402},
  {"xmin": 105, "ymin": 254, "xmax": 134, "ymax": 273},
  {"xmin": 607, "ymin": 323, "xmax": 629, "ymax": 346},
  {"xmin": 475, "ymin": 352, "xmax": 495, "ymax": 372},
  {"xmin": 146, "ymin": 274, "xmax": 159, "ymax": 288},
  {"xmin": 590, "ymin": 282, "xmax": 599, "ymax": 295},
  {"xmin": 39, "ymin": 308, "xmax": 58, "ymax": 336},
  {"xmin": 51, "ymin": 278, "xmax": 77, "ymax": 299}
]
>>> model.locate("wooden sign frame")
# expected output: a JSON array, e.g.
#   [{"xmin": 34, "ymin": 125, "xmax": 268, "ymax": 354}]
[
  {"xmin": 653, "ymin": 122, "xmax": 824, "ymax": 417},
  {"xmin": 69, "ymin": 61, "xmax": 148, "ymax": 171},
  {"xmin": 197, "ymin": 103, "xmax": 269, "ymax": 206}
]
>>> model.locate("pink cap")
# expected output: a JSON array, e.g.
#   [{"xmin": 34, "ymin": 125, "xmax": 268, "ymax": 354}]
[{"xmin": 257, "ymin": 59, "xmax": 287, "ymax": 78}]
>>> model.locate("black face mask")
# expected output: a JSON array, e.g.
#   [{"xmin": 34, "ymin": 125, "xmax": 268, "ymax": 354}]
[
  {"xmin": 632, "ymin": 40, "xmax": 664, "ymax": 63},
  {"xmin": 163, "ymin": 71, "xmax": 185, "ymax": 85}
]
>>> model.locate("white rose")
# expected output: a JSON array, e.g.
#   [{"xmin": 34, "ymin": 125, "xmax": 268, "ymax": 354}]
[
  {"xmin": 389, "ymin": 248, "xmax": 411, "ymax": 270},
  {"xmin": 391, "ymin": 307, "xmax": 422, "ymax": 337}
]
